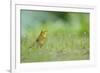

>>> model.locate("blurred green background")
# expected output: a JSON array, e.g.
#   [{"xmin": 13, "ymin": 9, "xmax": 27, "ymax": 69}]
[{"xmin": 20, "ymin": 10, "xmax": 90, "ymax": 63}]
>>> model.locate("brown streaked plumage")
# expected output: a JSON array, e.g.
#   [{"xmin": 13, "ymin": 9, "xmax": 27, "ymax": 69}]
[{"xmin": 36, "ymin": 29, "xmax": 47, "ymax": 48}]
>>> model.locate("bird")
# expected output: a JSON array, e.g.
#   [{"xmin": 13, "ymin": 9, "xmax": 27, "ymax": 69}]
[
  {"xmin": 28, "ymin": 28, "xmax": 48, "ymax": 55},
  {"xmin": 35, "ymin": 29, "xmax": 47, "ymax": 48}
]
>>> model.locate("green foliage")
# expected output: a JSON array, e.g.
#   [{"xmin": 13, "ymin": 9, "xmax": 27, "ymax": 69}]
[{"xmin": 21, "ymin": 30, "xmax": 89, "ymax": 63}]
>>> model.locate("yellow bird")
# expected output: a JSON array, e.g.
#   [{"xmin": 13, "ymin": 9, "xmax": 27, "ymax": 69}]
[
  {"xmin": 35, "ymin": 29, "xmax": 48, "ymax": 48},
  {"xmin": 28, "ymin": 28, "xmax": 48, "ymax": 50}
]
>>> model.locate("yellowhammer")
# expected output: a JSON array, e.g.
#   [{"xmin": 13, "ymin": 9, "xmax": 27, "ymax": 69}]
[{"xmin": 36, "ymin": 29, "xmax": 47, "ymax": 48}]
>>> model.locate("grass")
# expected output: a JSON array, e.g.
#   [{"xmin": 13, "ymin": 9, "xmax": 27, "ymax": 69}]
[{"xmin": 21, "ymin": 29, "xmax": 89, "ymax": 63}]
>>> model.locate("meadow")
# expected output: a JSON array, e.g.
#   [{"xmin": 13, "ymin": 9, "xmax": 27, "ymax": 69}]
[{"xmin": 20, "ymin": 10, "xmax": 89, "ymax": 63}]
